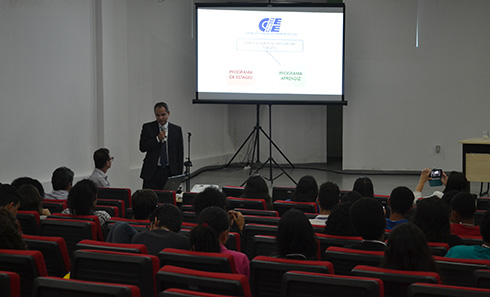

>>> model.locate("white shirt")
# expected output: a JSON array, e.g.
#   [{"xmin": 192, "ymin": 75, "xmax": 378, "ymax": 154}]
[{"xmin": 89, "ymin": 168, "xmax": 110, "ymax": 188}]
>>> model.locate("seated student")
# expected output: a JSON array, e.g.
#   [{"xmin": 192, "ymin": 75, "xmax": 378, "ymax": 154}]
[
  {"xmin": 18, "ymin": 184, "xmax": 51, "ymax": 218},
  {"xmin": 345, "ymin": 198, "xmax": 386, "ymax": 251},
  {"xmin": 446, "ymin": 210, "xmax": 490, "ymax": 260},
  {"xmin": 189, "ymin": 224, "xmax": 221, "ymax": 253},
  {"xmin": 276, "ymin": 208, "xmax": 317, "ymax": 260},
  {"xmin": 324, "ymin": 201, "xmax": 358, "ymax": 236},
  {"xmin": 353, "ymin": 177, "xmax": 374, "ymax": 198},
  {"xmin": 386, "ymin": 186, "xmax": 414, "ymax": 230},
  {"xmin": 381, "ymin": 223, "xmax": 438, "ymax": 272},
  {"xmin": 198, "ymin": 206, "xmax": 250, "ymax": 278},
  {"xmin": 240, "ymin": 174, "xmax": 272, "ymax": 209},
  {"xmin": 0, "ymin": 184, "xmax": 21, "ymax": 216},
  {"xmin": 449, "ymin": 192, "xmax": 480, "ymax": 236},
  {"xmin": 411, "ymin": 196, "xmax": 463, "ymax": 247},
  {"xmin": 62, "ymin": 179, "xmax": 111, "ymax": 232},
  {"xmin": 89, "ymin": 148, "xmax": 113, "ymax": 188},
  {"xmin": 12, "ymin": 176, "xmax": 45, "ymax": 199},
  {"xmin": 291, "ymin": 175, "xmax": 318, "ymax": 203},
  {"xmin": 0, "ymin": 208, "xmax": 27, "ymax": 249},
  {"xmin": 309, "ymin": 182, "xmax": 340, "ymax": 226},
  {"xmin": 45, "ymin": 166, "xmax": 74, "ymax": 200},
  {"xmin": 341, "ymin": 190, "xmax": 363, "ymax": 204},
  {"xmin": 131, "ymin": 189, "xmax": 158, "ymax": 220},
  {"xmin": 414, "ymin": 168, "xmax": 468, "ymax": 200}
]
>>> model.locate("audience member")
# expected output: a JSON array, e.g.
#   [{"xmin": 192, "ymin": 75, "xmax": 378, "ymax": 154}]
[
  {"xmin": 386, "ymin": 186, "xmax": 414, "ymax": 230},
  {"xmin": 324, "ymin": 201, "xmax": 357, "ymax": 236},
  {"xmin": 441, "ymin": 190, "xmax": 460, "ymax": 208},
  {"xmin": 0, "ymin": 184, "xmax": 21, "ymax": 216},
  {"xmin": 449, "ymin": 192, "xmax": 479, "ymax": 236},
  {"xmin": 189, "ymin": 224, "xmax": 220, "ymax": 253},
  {"xmin": 276, "ymin": 208, "xmax": 317, "ymax": 260},
  {"xmin": 45, "ymin": 166, "xmax": 74, "ymax": 200},
  {"xmin": 411, "ymin": 196, "xmax": 463, "ymax": 247},
  {"xmin": 381, "ymin": 222, "xmax": 438, "ymax": 272},
  {"xmin": 0, "ymin": 208, "xmax": 27, "ymax": 249},
  {"xmin": 89, "ymin": 148, "xmax": 113, "ymax": 187},
  {"xmin": 414, "ymin": 168, "xmax": 468, "ymax": 200},
  {"xmin": 198, "ymin": 206, "xmax": 250, "ymax": 278},
  {"xmin": 309, "ymin": 181, "xmax": 340, "ymax": 226},
  {"xmin": 62, "ymin": 179, "xmax": 111, "ymax": 231},
  {"xmin": 291, "ymin": 175, "xmax": 318, "ymax": 203},
  {"xmin": 11, "ymin": 177, "xmax": 45, "ymax": 199},
  {"xmin": 18, "ymin": 184, "xmax": 51, "ymax": 218},
  {"xmin": 131, "ymin": 189, "xmax": 158, "ymax": 220},
  {"xmin": 445, "ymin": 210, "xmax": 490, "ymax": 260},
  {"xmin": 346, "ymin": 198, "xmax": 386, "ymax": 251},
  {"xmin": 353, "ymin": 177, "xmax": 374, "ymax": 198},
  {"xmin": 240, "ymin": 174, "xmax": 272, "ymax": 209},
  {"xmin": 341, "ymin": 190, "xmax": 363, "ymax": 204}
]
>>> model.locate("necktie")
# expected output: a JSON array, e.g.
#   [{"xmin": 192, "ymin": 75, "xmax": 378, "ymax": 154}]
[{"xmin": 160, "ymin": 128, "xmax": 168, "ymax": 166}]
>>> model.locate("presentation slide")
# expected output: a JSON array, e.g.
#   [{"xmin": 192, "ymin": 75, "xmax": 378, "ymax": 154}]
[{"xmin": 196, "ymin": 5, "xmax": 344, "ymax": 103}]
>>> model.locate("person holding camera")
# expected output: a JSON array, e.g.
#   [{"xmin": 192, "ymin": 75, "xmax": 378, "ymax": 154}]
[{"xmin": 414, "ymin": 168, "xmax": 469, "ymax": 201}]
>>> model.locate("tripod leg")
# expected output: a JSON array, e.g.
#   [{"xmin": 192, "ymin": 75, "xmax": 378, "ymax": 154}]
[
  {"xmin": 226, "ymin": 128, "xmax": 257, "ymax": 167},
  {"xmin": 271, "ymin": 157, "xmax": 297, "ymax": 185},
  {"xmin": 258, "ymin": 127, "xmax": 295, "ymax": 168}
]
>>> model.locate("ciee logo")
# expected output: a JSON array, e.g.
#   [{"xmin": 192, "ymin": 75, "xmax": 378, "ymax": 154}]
[{"xmin": 258, "ymin": 18, "xmax": 282, "ymax": 32}]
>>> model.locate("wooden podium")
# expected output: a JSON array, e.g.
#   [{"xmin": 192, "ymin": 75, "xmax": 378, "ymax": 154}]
[{"xmin": 459, "ymin": 137, "xmax": 490, "ymax": 195}]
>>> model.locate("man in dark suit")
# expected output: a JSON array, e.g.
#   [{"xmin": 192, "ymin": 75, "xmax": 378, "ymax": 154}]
[{"xmin": 139, "ymin": 102, "xmax": 183, "ymax": 190}]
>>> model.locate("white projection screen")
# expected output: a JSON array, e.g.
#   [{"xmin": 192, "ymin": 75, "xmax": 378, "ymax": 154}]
[{"xmin": 194, "ymin": 3, "xmax": 346, "ymax": 105}]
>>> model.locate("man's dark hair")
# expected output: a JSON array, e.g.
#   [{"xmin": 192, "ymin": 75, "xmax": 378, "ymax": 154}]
[
  {"xmin": 149, "ymin": 203, "xmax": 183, "ymax": 233},
  {"xmin": 389, "ymin": 186, "xmax": 414, "ymax": 216},
  {"xmin": 480, "ymin": 210, "xmax": 490, "ymax": 243},
  {"xmin": 67, "ymin": 179, "xmax": 97, "ymax": 215},
  {"xmin": 154, "ymin": 102, "xmax": 170, "ymax": 112},
  {"xmin": 350, "ymin": 197, "xmax": 386, "ymax": 240},
  {"xmin": 318, "ymin": 182, "xmax": 340, "ymax": 211},
  {"xmin": 341, "ymin": 190, "xmax": 363, "ymax": 204},
  {"xmin": 197, "ymin": 206, "xmax": 230, "ymax": 235},
  {"xmin": 94, "ymin": 148, "xmax": 110, "ymax": 169},
  {"xmin": 11, "ymin": 177, "xmax": 45, "ymax": 198},
  {"xmin": 132, "ymin": 189, "xmax": 158, "ymax": 220},
  {"xmin": 51, "ymin": 166, "xmax": 74, "ymax": 191},
  {"xmin": 193, "ymin": 187, "xmax": 227, "ymax": 215},
  {"xmin": 324, "ymin": 202, "xmax": 357, "ymax": 236},
  {"xmin": 0, "ymin": 184, "xmax": 21, "ymax": 208},
  {"xmin": 450, "ymin": 192, "xmax": 476, "ymax": 220}
]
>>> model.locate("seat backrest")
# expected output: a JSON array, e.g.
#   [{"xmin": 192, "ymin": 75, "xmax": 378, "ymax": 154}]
[
  {"xmin": 352, "ymin": 265, "xmax": 441, "ymax": 297},
  {"xmin": 16, "ymin": 211, "xmax": 40, "ymax": 235},
  {"xmin": 183, "ymin": 211, "xmax": 198, "ymax": 224},
  {"xmin": 251, "ymin": 235, "xmax": 277, "ymax": 258},
  {"xmin": 272, "ymin": 186, "xmax": 295, "ymax": 202},
  {"xmin": 154, "ymin": 190, "xmax": 176, "ymax": 205},
  {"xmin": 0, "ymin": 271, "xmax": 20, "ymax": 297},
  {"xmin": 242, "ymin": 224, "xmax": 278, "ymax": 258},
  {"xmin": 250, "ymin": 256, "xmax": 334, "ymax": 297},
  {"xmin": 160, "ymin": 288, "xmax": 237, "ymax": 297},
  {"xmin": 0, "ymin": 249, "xmax": 48, "ymax": 297},
  {"xmin": 434, "ymin": 256, "xmax": 490, "ymax": 287},
  {"xmin": 235, "ymin": 209, "xmax": 279, "ymax": 217},
  {"xmin": 317, "ymin": 233, "xmax": 363, "ymax": 260},
  {"xmin": 281, "ymin": 270, "xmax": 384, "ymax": 297},
  {"xmin": 71, "ymin": 249, "xmax": 159, "ymax": 297},
  {"xmin": 33, "ymin": 276, "xmax": 141, "ymax": 297},
  {"xmin": 22, "ymin": 234, "xmax": 70, "ymax": 277},
  {"xmin": 97, "ymin": 199, "xmax": 126, "ymax": 218},
  {"xmin": 243, "ymin": 215, "xmax": 281, "ymax": 226},
  {"xmin": 49, "ymin": 214, "xmax": 104, "ymax": 241},
  {"xmin": 156, "ymin": 265, "xmax": 252, "ymax": 297},
  {"xmin": 460, "ymin": 235, "xmax": 484, "ymax": 246},
  {"xmin": 182, "ymin": 192, "xmax": 198, "ymax": 206},
  {"xmin": 225, "ymin": 232, "xmax": 241, "ymax": 252},
  {"xmin": 273, "ymin": 200, "xmax": 318, "ymax": 216},
  {"xmin": 42, "ymin": 199, "xmax": 67, "ymax": 214},
  {"xmin": 158, "ymin": 248, "xmax": 236, "ymax": 273},
  {"xmin": 227, "ymin": 197, "xmax": 266, "ymax": 210},
  {"xmin": 324, "ymin": 246, "xmax": 384, "ymax": 275},
  {"xmin": 475, "ymin": 269, "xmax": 490, "ymax": 289},
  {"xmin": 408, "ymin": 283, "xmax": 490, "ymax": 297},
  {"xmin": 222, "ymin": 186, "xmax": 245, "ymax": 198},
  {"xmin": 98, "ymin": 187, "xmax": 132, "ymax": 208},
  {"xmin": 95, "ymin": 205, "xmax": 119, "ymax": 217},
  {"xmin": 427, "ymin": 242, "xmax": 450, "ymax": 257},
  {"xmin": 76, "ymin": 239, "xmax": 148, "ymax": 254}
]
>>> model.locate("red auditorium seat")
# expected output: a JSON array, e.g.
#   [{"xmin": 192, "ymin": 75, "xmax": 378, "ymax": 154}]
[
  {"xmin": 22, "ymin": 234, "xmax": 70, "ymax": 277},
  {"xmin": 0, "ymin": 271, "xmax": 20, "ymax": 297},
  {"xmin": 158, "ymin": 248, "xmax": 237, "ymax": 273}
]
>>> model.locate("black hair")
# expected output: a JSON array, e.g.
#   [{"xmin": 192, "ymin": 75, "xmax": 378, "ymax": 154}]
[
  {"xmin": 131, "ymin": 189, "xmax": 158, "ymax": 220},
  {"xmin": 51, "ymin": 166, "xmax": 74, "ymax": 191},
  {"xmin": 479, "ymin": 210, "xmax": 490, "ymax": 243},
  {"xmin": 341, "ymin": 191, "xmax": 363, "ymax": 204},
  {"xmin": 317, "ymin": 182, "xmax": 340, "ymax": 211},
  {"xmin": 241, "ymin": 174, "xmax": 272, "ymax": 209},
  {"xmin": 190, "ymin": 224, "xmax": 220, "ymax": 253},
  {"xmin": 291, "ymin": 175, "xmax": 318, "ymax": 203},
  {"xmin": 381, "ymin": 223, "xmax": 437, "ymax": 272},
  {"xmin": 353, "ymin": 177, "xmax": 374, "ymax": 198},
  {"xmin": 0, "ymin": 184, "xmax": 21, "ymax": 208},
  {"xmin": 441, "ymin": 190, "xmax": 460, "ymax": 208},
  {"xmin": 193, "ymin": 187, "xmax": 227, "ymax": 216},
  {"xmin": 389, "ymin": 186, "xmax": 414, "ymax": 216},
  {"xmin": 450, "ymin": 192, "xmax": 476, "ymax": 220},
  {"xmin": 0, "ymin": 208, "xmax": 27, "ymax": 250},
  {"xmin": 444, "ymin": 171, "xmax": 469, "ymax": 193},
  {"xmin": 11, "ymin": 177, "xmax": 45, "ymax": 198},
  {"xmin": 149, "ymin": 203, "xmax": 183, "ymax": 232},
  {"xmin": 324, "ymin": 202, "xmax": 358, "ymax": 236},
  {"xmin": 154, "ymin": 102, "xmax": 170, "ymax": 112},
  {"xmin": 67, "ymin": 179, "xmax": 97, "ymax": 215},
  {"xmin": 197, "ymin": 206, "xmax": 230, "ymax": 235},
  {"xmin": 411, "ymin": 196, "xmax": 451, "ymax": 243},
  {"xmin": 18, "ymin": 184, "xmax": 43, "ymax": 214},
  {"xmin": 276, "ymin": 208, "xmax": 317, "ymax": 259},
  {"xmin": 94, "ymin": 148, "xmax": 111, "ymax": 169},
  {"xmin": 350, "ymin": 198, "xmax": 386, "ymax": 240}
]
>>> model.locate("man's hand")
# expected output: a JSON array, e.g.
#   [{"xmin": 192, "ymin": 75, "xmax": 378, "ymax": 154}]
[
  {"xmin": 158, "ymin": 130, "xmax": 166, "ymax": 142},
  {"xmin": 228, "ymin": 210, "xmax": 245, "ymax": 232}
]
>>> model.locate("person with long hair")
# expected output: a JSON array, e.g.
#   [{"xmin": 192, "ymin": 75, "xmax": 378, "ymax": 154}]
[
  {"xmin": 241, "ymin": 174, "xmax": 272, "ymax": 209},
  {"xmin": 0, "ymin": 208, "xmax": 27, "ymax": 250},
  {"xmin": 291, "ymin": 175, "xmax": 318, "ymax": 203},
  {"xmin": 414, "ymin": 168, "xmax": 468, "ymax": 200},
  {"xmin": 324, "ymin": 201, "xmax": 357, "ymax": 236},
  {"xmin": 276, "ymin": 208, "xmax": 317, "ymax": 260},
  {"xmin": 353, "ymin": 177, "xmax": 374, "ymax": 198},
  {"xmin": 18, "ymin": 184, "xmax": 51, "ymax": 218}
]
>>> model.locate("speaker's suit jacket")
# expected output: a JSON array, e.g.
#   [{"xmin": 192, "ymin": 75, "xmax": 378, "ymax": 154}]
[{"xmin": 139, "ymin": 120, "xmax": 183, "ymax": 181}]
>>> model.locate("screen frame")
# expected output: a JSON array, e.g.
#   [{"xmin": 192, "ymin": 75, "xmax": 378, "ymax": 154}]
[{"xmin": 193, "ymin": 2, "xmax": 347, "ymax": 106}]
